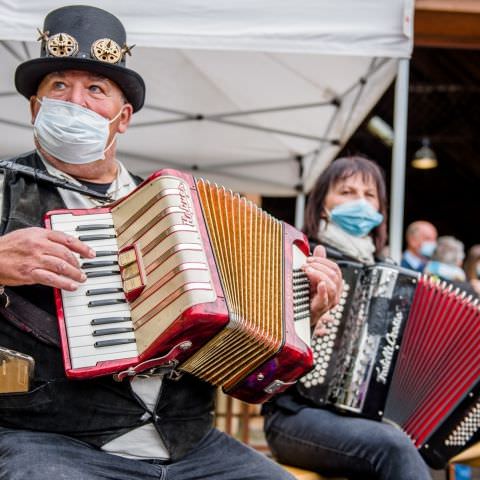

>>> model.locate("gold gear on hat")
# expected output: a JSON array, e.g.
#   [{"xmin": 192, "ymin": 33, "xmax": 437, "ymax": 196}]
[
  {"xmin": 91, "ymin": 38, "xmax": 122, "ymax": 64},
  {"xmin": 46, "ymin": 33, "xmax": 79, "ymax": 57}
]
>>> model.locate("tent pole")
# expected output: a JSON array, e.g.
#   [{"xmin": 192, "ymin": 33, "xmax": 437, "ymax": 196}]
[
  {"xmin": 295, "ymin": 193, "xmax": 306, "ymax": 231},
  {"xmin": 389, "ymin": 58, "xmax": 410, "ymax": 263}
]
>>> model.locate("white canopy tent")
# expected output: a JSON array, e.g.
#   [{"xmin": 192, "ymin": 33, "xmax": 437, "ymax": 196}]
[{"xmin": 0, "ymin": 0, "xmax": 413, "ymax": 256}]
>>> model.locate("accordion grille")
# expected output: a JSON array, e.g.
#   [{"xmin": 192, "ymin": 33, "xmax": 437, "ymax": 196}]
[{"xmin": 180, "ymin": 179, "xmax": 284, "ymax": 389}]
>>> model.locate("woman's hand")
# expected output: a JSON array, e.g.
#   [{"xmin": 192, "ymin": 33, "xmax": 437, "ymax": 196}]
[
  {"xmin": 312, "ymin": 312, "xmax": 335, "ymax": 337},
  {"xmin": 302, "ymin": 245, "xmax": 342, "ymax": 331}
]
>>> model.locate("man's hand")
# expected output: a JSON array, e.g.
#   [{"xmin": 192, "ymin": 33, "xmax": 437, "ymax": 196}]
[
  {"xmin": 301, "ymin": 245, "xmax": 342, "ymax": 333},
  {"xmin": 0, "ymin": 227, "xmax": 95, "ymax": 291}
]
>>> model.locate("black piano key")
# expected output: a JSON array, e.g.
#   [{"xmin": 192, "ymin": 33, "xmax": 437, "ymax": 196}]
[
  {"xmin": 90, "ymin": 316, "xmax": 131, "ymax": 326},
  {"xmin": 93, "ymin": 251, "xmax": 118, "ymax": 257},
  {"xmin": 85, "ymin": 270, "xmax": 120, "ymax": 278},
  {"xmin": 82, "ymin": 260, "xmax": 119, "ymax": 269},
  {"xmin": 88, "ymin": 298, "xmax": 127, "ymax": 308},
  {"xmin": 94, "ymin": 338, "xmax": 136, "ymax": 348},
  {"xmin": 92, "ymin": 327, "xmax": 134, "ymax": 337},
  {"xmin": 78, "ymin": 234, "xmax": 116, "ymax": 241},
  {"xmin": 76, "ymin": 224, "xmax": 114, "ymax": 231},
  {"xmin": 86, "ymin": 288, "xmax": 124, "ymax": 296}
]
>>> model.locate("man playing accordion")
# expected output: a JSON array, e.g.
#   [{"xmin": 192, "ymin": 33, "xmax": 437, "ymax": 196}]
[{"xmin": 0, "ymin": 5, "xmax": 342, "ymax": 480}]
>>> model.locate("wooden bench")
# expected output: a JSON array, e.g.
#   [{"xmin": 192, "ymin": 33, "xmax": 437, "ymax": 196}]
[
  {"xmin": 280, "ymin": 464, "xmax": 346, "ymax": 480},
  {"xmin": 450, "ymin": 441, "xmax": 480, "ymax": 467}
]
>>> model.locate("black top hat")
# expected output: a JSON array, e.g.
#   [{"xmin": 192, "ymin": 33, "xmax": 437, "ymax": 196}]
[{"xmin": 15, "ymin": 5, "xmax": 145, "ymax": 112}]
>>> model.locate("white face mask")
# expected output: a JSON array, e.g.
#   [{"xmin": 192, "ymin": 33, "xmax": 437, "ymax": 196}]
[{"xmin": 33, "ymin": 97, "xmax": 123, "ymax": 165}]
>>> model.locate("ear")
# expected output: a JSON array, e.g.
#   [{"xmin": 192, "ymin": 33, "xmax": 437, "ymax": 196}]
[
  {"xmin": 29, "ymin": 95, "xmax": 40, "ymax": 125},
  {"xmin": 117, "ymin": 103, "xmax": 133, "ymax": 134}
]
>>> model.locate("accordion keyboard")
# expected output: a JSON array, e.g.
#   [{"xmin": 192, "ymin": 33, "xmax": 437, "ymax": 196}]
[{"xmin": 50, "ymin": 212, "xmax": 138, "ymax": 369}]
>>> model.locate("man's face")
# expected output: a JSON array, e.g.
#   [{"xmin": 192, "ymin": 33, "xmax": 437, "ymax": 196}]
[
  {"xmin": 30, "ymin": 69, "xmax": 132, "ymax": 137},
  {"xmin": 410, "ymin": 224, "xmax": 438, "ymax": 256}
]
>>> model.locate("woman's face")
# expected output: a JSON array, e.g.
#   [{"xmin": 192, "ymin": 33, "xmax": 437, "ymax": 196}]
[{"xmin": 324, "ymin": 172, "xmax": 380, "ymax": 213}]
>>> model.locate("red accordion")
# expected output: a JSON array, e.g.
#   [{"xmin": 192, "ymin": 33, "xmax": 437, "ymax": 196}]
[
  {"xmin": 44, "ymin": 169, "xmax": 313, "ymax": 404},
  {"xmin": 298, "ymin": 260, "xmax": 480, "ymax": 467}
]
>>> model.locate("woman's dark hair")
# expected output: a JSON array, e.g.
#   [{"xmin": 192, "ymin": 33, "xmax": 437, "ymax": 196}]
[
  {"xmin": 304, "ymin": 155, "xmax": 388, "ymax": 254},
  {"xmin": 464, "ymin": 244, "xmax": 480, "ymax": 281}
]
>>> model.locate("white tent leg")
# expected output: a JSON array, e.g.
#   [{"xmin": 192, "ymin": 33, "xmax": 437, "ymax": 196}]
[
  {"xmin": 389, "ymin": 58, "xmax": 410, "ymax": 263},
  {"xmin": 295, "ymin": 192, "xmax": 306, "ymax": 231}
]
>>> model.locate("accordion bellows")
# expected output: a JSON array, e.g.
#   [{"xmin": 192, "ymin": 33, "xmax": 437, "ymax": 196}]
[
  {"xmin": 45, "ymin": 169, "xmax": 313, "ymax": 403},
  {"xmin": 181, "ymin": 179, "xmax": 284, "ymax": 390}
]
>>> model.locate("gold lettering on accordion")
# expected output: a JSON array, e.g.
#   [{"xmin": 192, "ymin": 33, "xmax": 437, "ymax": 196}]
[{"xmin": 178, "ymin": 182, "xmax": 195, "ymax": 226}]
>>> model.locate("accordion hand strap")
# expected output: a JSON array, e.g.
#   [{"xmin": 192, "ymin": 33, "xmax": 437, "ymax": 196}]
[{"xmin": 0, "ymin": 288, "xmax": 60, "ymax": 347}]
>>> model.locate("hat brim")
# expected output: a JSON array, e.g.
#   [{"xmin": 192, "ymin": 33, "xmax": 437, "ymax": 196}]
[{"xmin": 15, "ymin": 57, "xmax": 145, "ymax": 112}]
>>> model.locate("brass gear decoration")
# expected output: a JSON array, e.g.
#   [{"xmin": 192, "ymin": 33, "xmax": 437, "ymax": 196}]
[
  {"xmin": 46, "ymin": 33, "xmax": 79, "ymax": 57},
  {"xmin": 91, "ymin": 38, "xmax": 122, "ymax": 64}
]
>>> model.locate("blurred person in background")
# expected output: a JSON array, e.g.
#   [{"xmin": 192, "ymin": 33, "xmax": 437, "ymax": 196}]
[
  {"xmin": 401, "ymin": 221, "xmax": 438, "ymax": 273},
  {"xmin": 463, "ymin": 244, "xmax": 480, "ymax": 296},
  {"xmin": 424, "ymin": 236, "xmax": 477, "ymax": 297}
]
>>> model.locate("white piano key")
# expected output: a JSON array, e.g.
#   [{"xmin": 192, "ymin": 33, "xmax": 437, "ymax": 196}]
[
  {"xmin": 68, "ymin": 330, "xmax": 136, "ymax": 348},
  {"xmin": 58, "ymin": 226, "xmax": 116, "ymax": 236},
  {"xmin": 71, "ymin": 349, "xmax": 138, "ymax": 369},
  {"xmin": 50, "ymin": 213, "xmax": 114, "ymax": 226},
  {"xmin": 63, "ymin": 291, "xmax": 126, "ymax": 307},
  {"xmin": 69, "ymin": 253, "xmax": 118, "ymax": 263},
  {"xmin": 71, "ymin": 274, "xmax": 123, "ymax": 287},
  {"xmin": 64, "ymin": 302, "xmax": 131, "ymax": 319},
  {"xmin": 67, "ymin": 321, "xmax": 133, "ymax": 338},
  {"xmin": 63, "ymin": 310, "xmax": 132, "ymax": 327},
  {"xmin": 75, "ymin": 238, "xmax": 119, "ymax": 249},
  {"xmin": 70, "ymin": 338, "xmax": 137, "ymax": 358},
  {"xmin": 62, "ymin": 280, "xmax": 123, "ymax": 298}
]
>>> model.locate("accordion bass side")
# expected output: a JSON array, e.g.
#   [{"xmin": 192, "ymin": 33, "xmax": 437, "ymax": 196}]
[
  {"xmin": 44, "ymin": 169, "xmax": 313, "ymax": 403},
  {"xmin": 297, "ymin": 260, "xmax": 480, "ymax": 467}
]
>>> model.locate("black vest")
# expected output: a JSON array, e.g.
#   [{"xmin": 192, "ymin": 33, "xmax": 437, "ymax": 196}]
[{"xmin": 0, "ymin": 152, "xmax": 215, "ymax": 460}]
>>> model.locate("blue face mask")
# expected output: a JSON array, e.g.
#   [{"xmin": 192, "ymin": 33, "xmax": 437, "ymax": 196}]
[
  {"xmin": 419, "ymin": 241, "xmax": 436, "ymax": 258},
  {"xmin": 329, "ymin": 198, "xmax": 383, "ymax": 237},
  {"xmin": 425, "ymin": 261, "xmax": 466, "ymax": 282}
]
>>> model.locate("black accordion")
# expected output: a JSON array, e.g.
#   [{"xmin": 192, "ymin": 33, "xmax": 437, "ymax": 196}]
[{"xmin": 297, "ymin": 260, "xmax": 480, "ymax": 468}]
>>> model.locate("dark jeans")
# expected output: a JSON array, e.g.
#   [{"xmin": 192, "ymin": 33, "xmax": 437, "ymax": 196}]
[
  {"xmin": 0, "ymin": 427, "xmax": 294, "ymax": 480},
  {"xmin": 264, "ymin": 406, "xmax": 432, "ymax": 480}
]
